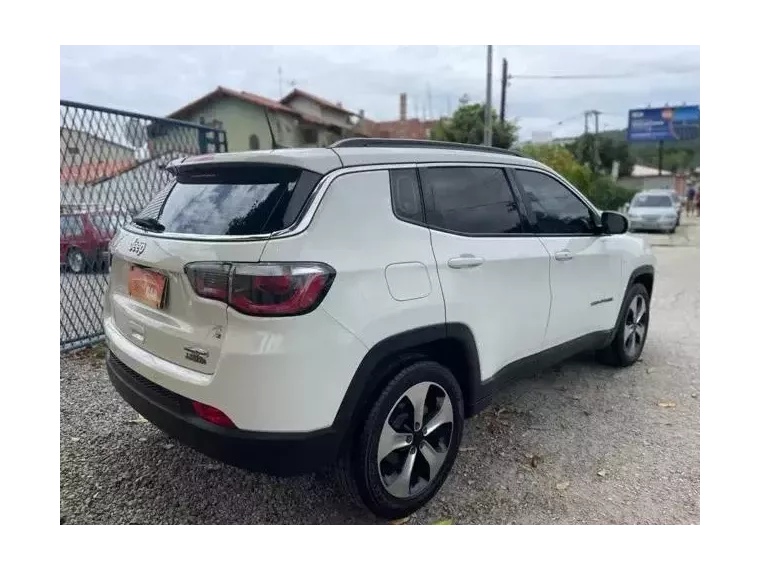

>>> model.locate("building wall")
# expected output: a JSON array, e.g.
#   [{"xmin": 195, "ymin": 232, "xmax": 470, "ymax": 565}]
[
  {"xmin": 617, "ymin": 174, "xmax": 677, "ymax": 192},
  {"xmin": 177, "ymin": 97, "xmax": 304, "ymax": 152},
  {"xmin": 286, "ymin": 95, "xmax": 353, "ymax": 128},
  {"xmin": 60, "ymin": 128, "xmax": 134, "ymax": 165},
  {"xmin": 153, "ymin": 95, "xmax": 353, "ymax": 154}
]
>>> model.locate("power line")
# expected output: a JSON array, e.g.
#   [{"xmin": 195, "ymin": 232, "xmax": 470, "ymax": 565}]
[
  {"xmin": 510, "ymin": 68, "xmax": 699, "ymax": 80},
  {"xmin": 553, "ymin": 113, "xmax": 585, "ymax": 127}
]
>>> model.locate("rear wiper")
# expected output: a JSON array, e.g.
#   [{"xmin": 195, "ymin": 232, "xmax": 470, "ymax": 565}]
[{"xmin": 131, "ymin": 217, "xmax": 165, "ymax": 233}]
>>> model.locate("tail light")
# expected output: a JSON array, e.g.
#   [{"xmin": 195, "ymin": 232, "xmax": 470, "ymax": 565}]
[{"xmin": 184, "ymin": 262, "xmax": 335, "ymax": 317}]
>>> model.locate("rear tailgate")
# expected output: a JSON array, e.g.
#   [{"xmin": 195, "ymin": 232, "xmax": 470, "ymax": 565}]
[
  {"xmin": 104, "ymin": 160, "xmax": 327, "ymax": 373},
  {"xmin": 108, "ymin": 233, "xmax": 269, "ymax": 373}
]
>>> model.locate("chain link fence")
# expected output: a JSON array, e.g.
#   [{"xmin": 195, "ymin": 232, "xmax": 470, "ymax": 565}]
[{"xmin": 60, "ymin": 100, "xmax": 227, "ymax": 352}]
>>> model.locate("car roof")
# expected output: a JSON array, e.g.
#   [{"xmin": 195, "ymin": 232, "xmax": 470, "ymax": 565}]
[{"xmin": 170, "ymin": 138, "xmax": 543, "ymax": 175}]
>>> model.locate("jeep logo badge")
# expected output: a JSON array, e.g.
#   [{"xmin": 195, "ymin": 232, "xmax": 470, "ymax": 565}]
[{"xmin": 128, "ymin": 238, "xmax": 146, "ymax": 256}]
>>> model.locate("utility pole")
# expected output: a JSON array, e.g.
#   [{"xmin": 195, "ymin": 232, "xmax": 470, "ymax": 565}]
[
  {"xmin": 658, "ymin": 141, "xmax": 664, "ymax": 175},
  {"xmin": 427, "ymin": 84, "xmax": 433, "ymax": 121},
  {"xmin": 278, "ymin": 66, "xmax": 283, "ymax": 98},
  {"xmin": 499, "ymin": 58, "xmax": 508, "ymax": 124},
  {"xmin": 484, "ymin": 45, "xmax": 493, "ymax": 146},
  {"xmin": 582, "ymin": 110, "xmax": 602, "ymax": 171}
]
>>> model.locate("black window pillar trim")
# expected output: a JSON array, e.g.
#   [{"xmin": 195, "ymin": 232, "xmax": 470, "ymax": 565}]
[
  {"xmin": 506, "ymin": 166, "xmax": 539, "ymax": 231},
  {"xmin": 504, "ymin": 167, "xmax": 534, "ymax": 233}
]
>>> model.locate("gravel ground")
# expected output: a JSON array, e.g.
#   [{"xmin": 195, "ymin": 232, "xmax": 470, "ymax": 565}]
[{"xmin": 60, "ymin": 220, "xmax": 699, "ymax": 525}]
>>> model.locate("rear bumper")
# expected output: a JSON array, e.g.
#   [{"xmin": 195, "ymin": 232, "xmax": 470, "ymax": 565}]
[
  {"xmin": 629, "ymin": 219, "xmax": 676, "ymax": 231},
  {"xmin": 106, "ymin": 351, "xmax": 343, "ymax": 476}
]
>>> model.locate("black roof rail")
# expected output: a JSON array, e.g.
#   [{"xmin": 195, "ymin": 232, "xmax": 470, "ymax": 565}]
[{"xmin": 330, "ymin": 137, "xmax": 525, "ymax": 157}]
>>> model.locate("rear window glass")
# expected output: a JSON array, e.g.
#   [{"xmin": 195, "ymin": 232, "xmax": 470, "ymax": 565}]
[
  {"xmin": 60, "ymin": 215, "xmax": 84, "ymax": 237},
  {"xmin": 632, "ymin": 194, "xmax": 673, "ymax": 208},
  {"xmin": 136, "ymin": 165, "xmax": 321, "ymax": 236}
]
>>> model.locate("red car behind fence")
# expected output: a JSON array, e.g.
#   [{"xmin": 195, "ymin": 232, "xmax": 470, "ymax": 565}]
[{"xmin": 60, "ymin": 208, "xmax": 131, "ymax": 273}]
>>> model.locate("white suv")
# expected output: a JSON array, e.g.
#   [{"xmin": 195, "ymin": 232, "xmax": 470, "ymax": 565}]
[{"xmin": 104, "ymin": 139, "xmax": 655, "ymax": 519}]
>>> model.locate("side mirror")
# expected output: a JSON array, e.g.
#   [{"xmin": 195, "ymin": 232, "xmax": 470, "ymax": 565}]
[{"xmin": 601, "ymin": 211, "xmax": 628, "ymax": 235}]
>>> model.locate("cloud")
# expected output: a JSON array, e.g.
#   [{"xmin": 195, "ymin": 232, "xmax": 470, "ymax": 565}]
[{"xmin": 60, "ymin": 45, "xmax": 699, "ymax": 139}]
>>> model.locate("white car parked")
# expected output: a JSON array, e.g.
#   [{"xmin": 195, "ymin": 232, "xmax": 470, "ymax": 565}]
[
  {"xmin": 104, "ymin": 138, "xmax": 656, "ymax": 519},
  {"xmin": 627, "ymin": 190, "xmax": 680, "ymax": 233}
]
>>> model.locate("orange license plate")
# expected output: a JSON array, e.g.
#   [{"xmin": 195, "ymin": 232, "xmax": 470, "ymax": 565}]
[{"xmin": 128, "ymin": 266, "xmax": 167, "ymax": 309}]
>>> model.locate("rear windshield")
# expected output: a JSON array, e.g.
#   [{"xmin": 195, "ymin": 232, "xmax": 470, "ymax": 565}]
[
  {"xmin": 632, "ymin": 194, "xmax": 673, "ymax": 208},
  {"xmin": 136, "ymin": 165, "xmax": 321, "ymax": 236}
]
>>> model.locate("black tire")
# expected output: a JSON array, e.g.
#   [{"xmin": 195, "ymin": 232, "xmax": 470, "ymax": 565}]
[
  {"xmin": 334, "ymin": 360, "xmax": 464, "ymax": 520},
  {"xmin": 66, "ymin": 247, "xmax": 86, "ymax": 274},
  {"xmin": 597, "ymin": 283, "xmax": 650, "ymax": 367}
]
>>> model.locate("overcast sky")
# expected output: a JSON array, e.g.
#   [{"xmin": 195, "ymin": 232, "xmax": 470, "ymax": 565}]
[{"xmin": 60, "ymin": 45, "xmax": 699, "ymax": 140}]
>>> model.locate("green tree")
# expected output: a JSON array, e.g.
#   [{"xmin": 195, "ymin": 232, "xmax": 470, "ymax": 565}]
[
  {"xmin": 429, "ymin": 103, "xmax": 518, "ymax": 149},
  {"xmin": 520, "ymin": 143, "xmax": 593, "ymax": 191},
  {"xmin": 567, "ymin": 134, "xmax": 634, "ymax": 177},
  {"xmin": 521, "ymin": 142, "xmax": 634, "ymax": 211}
]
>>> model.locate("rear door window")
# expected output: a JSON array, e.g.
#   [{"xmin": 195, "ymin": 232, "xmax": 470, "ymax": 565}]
[
  {"xmin": 60, "ymin": 215, "xmax": 84, "ymax": 237},
  {"xmin": 419, "ymin": 166, "xmax": 525, "ymax": 235},
  {"xmin": 136, "ymin": 165, "xmax": 321, "ymax": 236},
  {"xmin": 632, "ymin": 194, "xmax": 673, "ymax": 208}
]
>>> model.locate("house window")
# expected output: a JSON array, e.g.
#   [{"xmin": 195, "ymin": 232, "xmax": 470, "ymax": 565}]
[
  {"xmin": 67, "ymin": 145, "xmax": 80, "ymax": 156},
  {"xmin": 249, "ymin": 134, "xmax": 260, "ymax": 150},
  {"xmin": 302, "ymin": 127, "xmax": 318, "ymax": 145}
]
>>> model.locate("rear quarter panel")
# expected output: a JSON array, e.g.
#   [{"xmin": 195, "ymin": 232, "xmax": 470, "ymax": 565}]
[
  {"xmin": 260, "ymin": 169, "xmax": 446, "ymax": 349},
  {"xmin": 615, "ymin": 233, "xmax": 656, "ymax": 306}
]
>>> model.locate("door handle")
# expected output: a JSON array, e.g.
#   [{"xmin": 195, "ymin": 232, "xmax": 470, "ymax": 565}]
[
  {"xmin": 554, "ymin": 250, "xmax": 573, "ymax": 261},
  {"xmin": 448, "ymin": 255, "xmax": 484, "ymax": 269}
]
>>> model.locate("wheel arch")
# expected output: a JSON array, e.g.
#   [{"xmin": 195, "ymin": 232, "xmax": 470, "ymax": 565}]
[
  {"xmin": 331, "ymin": 323, "xmax": 482, "ymax": 450},
  {"xmin": 606, "ymin": 264, "xmax": 655, "ymax": 346}
]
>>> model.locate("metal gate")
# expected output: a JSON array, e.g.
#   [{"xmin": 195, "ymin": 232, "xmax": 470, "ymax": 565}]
[{"xmin": 60, "ymin": 100, "xmax": 227, "ymax": 352}]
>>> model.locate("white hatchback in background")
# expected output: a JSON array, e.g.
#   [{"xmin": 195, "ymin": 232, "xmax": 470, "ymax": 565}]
[
  {"xmin": 627, "ymin": 190, "xmax": 680, "ymax": 233},
  {"xmin": 104, "ymin": 138, "xmax": 656, "ymax": 519}
]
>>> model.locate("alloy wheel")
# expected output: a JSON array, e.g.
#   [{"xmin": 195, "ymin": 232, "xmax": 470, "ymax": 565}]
[
  {"xmin": 68, "ymin": 250, "xmax": 85, "ymax": 273},
  {"xmin": 623, "ymin": 294, "xmax": 648, "ymax": 357},
  {"xmin": 377, "ymin": 381, "xmax": 454, "ymax": 499}
]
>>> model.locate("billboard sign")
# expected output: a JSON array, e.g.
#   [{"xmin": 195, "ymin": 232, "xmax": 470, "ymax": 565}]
[
  {"xmin": 627, "ymin": 105, "xmax": 699, "ymax": 142},
  {"xmin": 531, "ymin": 130, "xmax": 553, "ymax": 143}
]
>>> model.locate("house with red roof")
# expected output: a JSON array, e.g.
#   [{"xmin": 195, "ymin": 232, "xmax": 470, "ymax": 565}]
[
  {"xmin": 161, "ymin": 86, "xmax": 366, "ymax": 152},
  {"xmin": 60, "ymin": 127, "xmax": 137, "ymax": 183},
  {"xmin": 357, "ymin": 94, "xmax": 438, "ymax": 140}
]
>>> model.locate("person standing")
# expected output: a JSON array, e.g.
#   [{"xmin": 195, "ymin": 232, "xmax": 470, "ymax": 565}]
[{"xmin": 686, "ymin": 184, "xmax": 697, "ymax": 216}]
